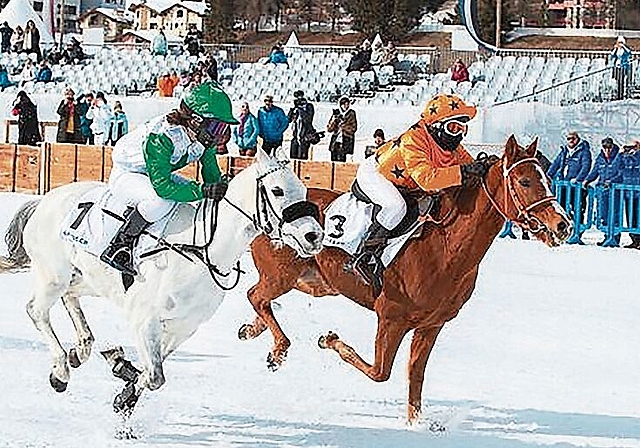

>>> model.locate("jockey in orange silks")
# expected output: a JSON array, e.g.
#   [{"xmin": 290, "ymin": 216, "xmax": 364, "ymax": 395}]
[{"xmin": 353, "ymin": 94, "xmax": 489, "ymax": 288}]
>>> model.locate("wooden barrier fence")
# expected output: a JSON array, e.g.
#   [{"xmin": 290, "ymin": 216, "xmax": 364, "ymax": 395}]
[{"xmin": 0, "ymin": 144, "xmax": 358, "ymax": 194}]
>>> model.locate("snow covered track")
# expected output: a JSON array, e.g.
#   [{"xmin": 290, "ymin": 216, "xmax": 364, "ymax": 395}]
[{"xmin": 1, "ymin": 192, "xmax": 640, "ymax": 447}]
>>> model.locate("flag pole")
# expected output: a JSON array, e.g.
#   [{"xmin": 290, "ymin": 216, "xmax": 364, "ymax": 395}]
[{"xmin": 495, "ymin": 0, "xmax": 502, "ymax": 48}]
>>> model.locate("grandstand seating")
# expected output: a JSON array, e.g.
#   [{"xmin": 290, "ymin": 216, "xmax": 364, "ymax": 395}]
[{"xmin": 0, "ymin": 45, "xmax": 626, "ymax": 109}]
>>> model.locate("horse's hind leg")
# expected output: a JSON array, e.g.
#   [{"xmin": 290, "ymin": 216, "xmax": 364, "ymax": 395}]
[
  {"xmin": 319, "ymin": 298, "xmax": 410, "ymax": 383},
  {"xmin": 61, "ymin": 275, "xmax": 94, "ymax": 368},
  {"xmin": 26, "ymin": 264, "xmax": 72, "ymax": 392},
  {"xmin": 407, "ymin": 325, "xmax": 442, "ymax": 425}
]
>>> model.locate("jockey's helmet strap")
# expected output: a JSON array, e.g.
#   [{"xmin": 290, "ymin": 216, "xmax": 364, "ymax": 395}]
[{"xmin": 282, "ymin": 200, "xmax": 319, "ymax": 223}]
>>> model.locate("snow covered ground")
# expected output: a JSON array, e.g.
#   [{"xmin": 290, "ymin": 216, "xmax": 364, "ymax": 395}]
[{"xmin": 1, "ymin": 192, "xmax": 640, "ymax": 448}]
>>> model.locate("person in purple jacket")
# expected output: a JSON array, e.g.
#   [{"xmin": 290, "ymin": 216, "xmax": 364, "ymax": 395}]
[
  {"xmin": 584, "ymin": 137, "xmax": 623, "ymax": 245},
  {"xmin": 547, "ymin": 131, "xmax": 593, "ymax": 223}
]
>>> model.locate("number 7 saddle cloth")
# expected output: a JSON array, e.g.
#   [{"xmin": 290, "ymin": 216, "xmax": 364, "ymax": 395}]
[
  {"xmin": 323, "ymin": 187, "xmax": 434, "ymax": 268},
  {"xmin": 59, "ymin": 185, "xmax": 175, "ymax": 267}
]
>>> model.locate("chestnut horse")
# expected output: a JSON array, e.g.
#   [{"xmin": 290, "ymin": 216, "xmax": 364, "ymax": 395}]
[{"xmin": 240, "ymin": 135, "xmax": 571, "ymax": 423}]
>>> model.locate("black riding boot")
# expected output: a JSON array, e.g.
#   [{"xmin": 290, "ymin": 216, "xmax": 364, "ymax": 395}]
[
  {"xmin": 100, "ymin": 208, "xmax": 151, "ymax": 276},
  {"xmin": 353, "ymin": 221, "xmax": 391, "ymax": 297}
]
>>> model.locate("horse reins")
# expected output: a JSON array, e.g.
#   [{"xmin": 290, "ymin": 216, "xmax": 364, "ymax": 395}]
[
  {"xmin": 481, "ymin": 156, "xmax": 556, "ymax": 234},
  {"xmin": 179, "ymin": 163, "xmax": 319, "ymax": 291}
]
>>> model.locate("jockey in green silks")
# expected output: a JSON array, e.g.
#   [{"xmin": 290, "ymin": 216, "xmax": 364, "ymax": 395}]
[{"xmin": 101, "ymin": 81, "xmax": 238, "ymax": 276}]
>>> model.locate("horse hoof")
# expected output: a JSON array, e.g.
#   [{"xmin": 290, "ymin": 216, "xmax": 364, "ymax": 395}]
[
  {"xmin": 114, "ymin": 382, "xmax": 139, "ymax": 416},
  {"xmin": 68, "ymin": 348, "xmax": 81, "ymax": 369},
  {"xmin": 266, "ymin": 352, "xmax": 279, "ymax": 371},
  {"xmin": 238, "ymin": 324, "xmax": 252, "ymax": 341},
  {"xmin": 49, "ymin": 372, "xmax": 67, "ymax": 393},
  {"xmin": 266, "ymin": 350, "xmax": 287, "ymax": 371},
  {"xmin": 318, "ymin": 331, "xmax": 339, "ymax": 349}
]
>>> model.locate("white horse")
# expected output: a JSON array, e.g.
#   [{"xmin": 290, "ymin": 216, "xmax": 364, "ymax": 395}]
[{"xmin": 0, "ymin": 149, "xmax": 323, "ymax": 414}]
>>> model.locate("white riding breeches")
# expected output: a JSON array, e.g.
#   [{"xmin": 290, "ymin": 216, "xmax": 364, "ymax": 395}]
[
  {"xmin": 108, "ymin": 168, "xmax": 177, "ymax": 222},
  {"xmin": 355, "ymin": 156, "xmax": 406, "ymax": 230},
  {"xmin": 93, "ymin": 132, "xmax": 107, "ymax": 146}
]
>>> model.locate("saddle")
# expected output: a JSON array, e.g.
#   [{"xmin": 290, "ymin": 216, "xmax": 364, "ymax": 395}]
[{"xmin": 350, "ymin": 180, "xmax": 438, "ymax": 239}]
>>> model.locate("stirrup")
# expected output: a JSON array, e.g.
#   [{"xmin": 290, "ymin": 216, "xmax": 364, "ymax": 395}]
[
  {"xmin": 352, "ymin": 251, "xmax": 385, "ymax": 297},
  {"xmin": 100, "ymin": 246, "xmax": 137, "ymax": 276}
]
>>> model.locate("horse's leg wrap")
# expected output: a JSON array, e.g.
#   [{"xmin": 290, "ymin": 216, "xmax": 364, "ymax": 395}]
[
  {"xmin": 113, "ymin": 382, "xmax": 140, "ymax": 415},
  {"xmin": 113, "ymin": 359, "xmax": 142, "ymax": 383}
]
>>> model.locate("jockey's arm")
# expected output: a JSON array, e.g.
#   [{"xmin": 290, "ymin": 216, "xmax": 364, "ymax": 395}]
[
  {"xmin": 403, "ymin": 146, "xmax": 463, "ymax": 191},
  {"xmin": 200, "ymin": 146, "xmax": 222, "ymax": 184},
  {"xmin": 144, "ymin": 133, "xmax": 205, "ymax": 202}
]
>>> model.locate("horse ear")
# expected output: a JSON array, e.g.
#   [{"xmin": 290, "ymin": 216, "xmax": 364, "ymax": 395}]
[
  {"xmin": 274, "ymin": 146, "xmax": 289, "ymax": 163},
  {"xmin": 505, "ymin": 134, "xmax": 518, "ymax": 162},
  {"xmin": 255, "ymin": 147, "xmax": 269, "ymax": 164},
  {"xmin": 526, "ymin": 137, "xmax": 538, "ymax": 157}
]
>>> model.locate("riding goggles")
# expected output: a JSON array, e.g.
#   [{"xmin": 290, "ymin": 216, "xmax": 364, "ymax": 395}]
[{"xmin": 442, "ymin": 118, "xmax": 469, "ymax": 138}]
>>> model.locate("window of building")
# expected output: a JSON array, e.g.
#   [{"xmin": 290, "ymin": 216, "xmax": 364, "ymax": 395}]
[
  {"xmin": 33, "ymin": 1, "xmax": 43, "ymax": 12},
  {"xmin": 176, "ymin": 9, "xmax": 184, "ymax": 18},
  {"xmin": 150, "ymin": 23, "xmax": 157, "ymax": 29},
  {"xmin": 89, "ymin": 15, "xmax": 99, "ymax": 25},
  {"xmin": 65, "ymin": 5, "xmax": 76, "ymax": 15},
  {"xmin": 150, "ymin": 10, "xmax": 157, "ymax": 18}
]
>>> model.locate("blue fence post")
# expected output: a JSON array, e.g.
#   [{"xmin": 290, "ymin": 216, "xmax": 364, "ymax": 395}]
[
  {"xmin": 602, "ymin": 184, "xmax": 618, "ymax": 247},
  {"xmin": 499, "ymin": 221, "xmax": 516, "ymax": 238},
  {"xmin": 566, "ymin": 182, "xmax": 586, "ymax": 245}
]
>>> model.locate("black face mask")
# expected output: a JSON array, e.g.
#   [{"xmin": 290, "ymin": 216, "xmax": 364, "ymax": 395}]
[{"xmin": 427, "ymin": 122, "xmax": 463, "ymax": 151}]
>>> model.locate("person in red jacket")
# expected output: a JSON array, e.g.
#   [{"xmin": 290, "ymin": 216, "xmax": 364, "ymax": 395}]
[{"xmin": 451, "ymin": 59, "xmax": 470, "ymax": 84}]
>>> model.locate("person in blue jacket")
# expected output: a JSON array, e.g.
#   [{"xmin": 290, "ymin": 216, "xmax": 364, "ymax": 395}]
[
  {"xmin": 257, "ymin": 95, "xmax": 288, "ymax": 155},
  {"xmin": 0, "ymin": 64, "xmax": 16, "ymax": 90},
  {"xmin": 620, "ymin": 141, "xmax": 640, "ymax": 249},
  {"xmin": 584, "ymin": 137, "xmax": 623, "ymax": 245},
  {"xmin": 35, "ymin": 60, "xmax": 52, "ymax": 82},
  {"xmin": 233, "ymin": 101, "xmax": 259, "ymax": 156},
  {"xmin": 548, "ymin": 131, "xmax": 592, "ymax": 223},
  {"xmin": 610, "ymin": 36, "xmax": 632, "ymax": 100}
]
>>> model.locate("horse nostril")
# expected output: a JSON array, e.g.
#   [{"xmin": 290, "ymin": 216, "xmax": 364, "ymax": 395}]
[
  {"xmin": 557, "ymin": 220, "xmax": 567, "ymax": 233},
  {"xmin": 305, "ymin": 232, "xmax": 319, "ymax": 244}
]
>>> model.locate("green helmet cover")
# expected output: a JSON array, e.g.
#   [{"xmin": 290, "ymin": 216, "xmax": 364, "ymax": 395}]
[{"xmin": 183, "ymin": 81, "xmax": 239, "ymax": 124}]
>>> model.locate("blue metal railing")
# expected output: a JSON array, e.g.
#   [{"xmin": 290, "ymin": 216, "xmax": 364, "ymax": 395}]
[{"xmin": 498, "ymin": 180, "xmax": 640, "ymax": 246}]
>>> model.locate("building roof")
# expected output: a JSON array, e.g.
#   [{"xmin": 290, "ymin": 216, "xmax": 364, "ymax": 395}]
[
  {"xmin": 80, "ymin": 7, "xmax": 134, "ymax": 23},
  {"xmin": 128, "ymin": 0, "xmax": 206, "ymax": 16}
]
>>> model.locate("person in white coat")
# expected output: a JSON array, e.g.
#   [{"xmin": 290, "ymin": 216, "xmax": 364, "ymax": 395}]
[{"xmin": 86, "ymin": 92, "xmax": 113, "ymax": 145}]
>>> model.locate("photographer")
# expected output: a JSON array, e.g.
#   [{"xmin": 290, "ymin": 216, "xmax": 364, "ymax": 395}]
[
  {"xmin": 288, "ymin": 90, "xmax": 316, "ymax": 160},
  {"xmin": 327, "ymin": 96, "xmax": 358, "ymax": 162}
]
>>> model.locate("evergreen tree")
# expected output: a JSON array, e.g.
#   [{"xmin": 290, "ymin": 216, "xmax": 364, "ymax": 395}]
[
  {"xmin": 343, "ymin": 0, "xmax": 446, "ymax": 40},
  {"xmin": 204, "ymin": 0, "xmax": 236, "ymax": 43}
]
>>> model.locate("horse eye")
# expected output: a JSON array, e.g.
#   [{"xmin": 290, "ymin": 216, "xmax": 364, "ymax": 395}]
[
  {"xmin": 519, "ymin": 178, "xmax": 531, "ymax": 188},
  {"xmin": 271, "ymin": 186, "xmax": 284, "ymax": 197}
]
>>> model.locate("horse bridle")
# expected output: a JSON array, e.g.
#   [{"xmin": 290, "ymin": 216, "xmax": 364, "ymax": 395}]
[
  {"xmin": 481, "ymin": 156, "xmax": 556, "ymax": 234},
  {"xmin": 225, "ymin": 162, "xmax": 320, "ymax": 244}
]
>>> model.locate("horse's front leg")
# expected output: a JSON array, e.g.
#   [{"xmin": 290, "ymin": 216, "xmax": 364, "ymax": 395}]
[
  {"xmin": 62, "ymin": 290, "xmax": 94, "ymax": 368},
  {"xmin": 407, "ymin": 325, "xmax": 442, "ymax": 426},
  {"xmin": 318, "ymin": 297, "xmax": 410, "ymax": 382},
  {"xmin": 245, "ymin": 282, "xmax": 293, "ymax": 371}
]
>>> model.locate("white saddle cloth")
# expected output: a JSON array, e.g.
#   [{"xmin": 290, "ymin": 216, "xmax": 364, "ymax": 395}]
[
  {"xmin": 322, "ymin": 192, "xmax": 423, "ymax": 267},
  {"xmin": 60, "ymin": 185, "xmax": 175, "ymax": 268}
]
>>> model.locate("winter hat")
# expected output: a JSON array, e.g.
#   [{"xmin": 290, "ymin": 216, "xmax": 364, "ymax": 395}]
[
  {"xmin": 602, "ymin": 137, "xmax": 614, "ymax": 146},
  {"xmin": 617, "ymin": 36, "xmax": 626, "ymax": 44}
]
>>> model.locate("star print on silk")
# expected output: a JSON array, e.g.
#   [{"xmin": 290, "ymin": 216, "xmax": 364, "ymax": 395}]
[
  {"xmin": 429, "ymin": 106, "xmax": 438, "ymax": 115},
  {"xmin": 449, "ymin": 100, "xmax": 459, "ymax": 110},
  {"xmin": 391, "ymin": 165, "xmax": 405, "ymax": 179},
  {"xmin": 392, "ymin": 137, "xmax": 402, "ymax": 147}
]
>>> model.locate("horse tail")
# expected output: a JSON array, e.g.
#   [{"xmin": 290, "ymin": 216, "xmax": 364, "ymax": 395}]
[{"xmin": 0, "ymin": 199, "xmax": 40, "ymax": 272}]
